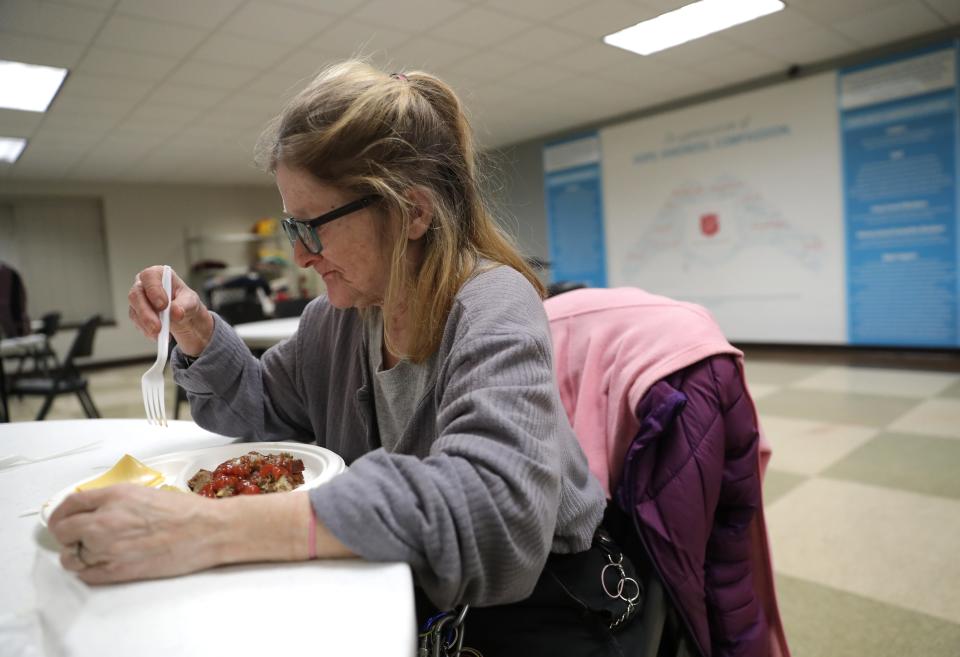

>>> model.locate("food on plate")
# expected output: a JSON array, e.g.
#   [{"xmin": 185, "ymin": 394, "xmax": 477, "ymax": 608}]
[
  {"xmin": 77, "ymin": 454, "xmax": 164, "ymax": 491},
  {"xmin": 187, "ymin": 451, "xmax": 305, "ymax": 498}
]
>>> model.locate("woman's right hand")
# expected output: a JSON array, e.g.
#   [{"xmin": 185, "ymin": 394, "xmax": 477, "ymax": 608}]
[{"xmin": 128, "ymin": 266, "xmax": 214, "ymax": 357}]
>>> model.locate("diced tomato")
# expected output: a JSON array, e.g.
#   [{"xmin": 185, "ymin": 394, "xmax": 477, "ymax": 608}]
[
  {"xmin": 239, "ymin": 483, "xmax": 261, "ymax": 495},
  {"xmin": 258, "ymin": 463, "xmax": 290, "ymax": 481},
  {"xmin": 212, "ymin": 476, "xmax": 240, "ymax": 492}
]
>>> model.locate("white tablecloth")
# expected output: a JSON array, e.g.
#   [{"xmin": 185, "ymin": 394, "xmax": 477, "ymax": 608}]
[
  {"xmin": 232, "ymin": 317, "xmax": 300, "ymax": 349},
  {"xmin": 0, "ymin": 419, "xmax": 415, "ymax": 657}
]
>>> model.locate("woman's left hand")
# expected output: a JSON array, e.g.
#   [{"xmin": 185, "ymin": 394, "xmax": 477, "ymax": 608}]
[{"xmin": 47, "ymin": 484, "xmax": 223, "ymax": 585}]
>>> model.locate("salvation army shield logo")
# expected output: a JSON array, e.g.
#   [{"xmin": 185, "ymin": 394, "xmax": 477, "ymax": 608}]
[{"xmin": 700, "ymin": 213, "xmax": 719, "ymax": 237}]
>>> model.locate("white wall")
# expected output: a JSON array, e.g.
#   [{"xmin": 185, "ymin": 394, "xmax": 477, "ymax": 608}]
[{"xmin": 0, "ymin": 179, "xmax": 282, "ymax": 363}]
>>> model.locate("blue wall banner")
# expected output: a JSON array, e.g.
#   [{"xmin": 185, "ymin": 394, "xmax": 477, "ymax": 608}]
[
  {"xmin": 543, "ymin": 134, "xmax": 607, "ymax": 287},
  {"xmin": 839, "ymin": 44, "xmax": 960, "ymax": 347}
]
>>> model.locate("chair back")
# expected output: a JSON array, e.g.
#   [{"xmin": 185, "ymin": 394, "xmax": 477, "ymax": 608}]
[
  {"xmin": 63, "ymin": 315, "xmax": 101, "ymax": 365},
  {"xmin": 39, "ymin": 311, "xmax": 61, "ymax": 337},
  {"xmin": 216, "ymin": 301, "xmax": 266, "ymax": 325},
  {"xmin": 274, "ymin": 297, "xmax": 310, "ymax": 318}
]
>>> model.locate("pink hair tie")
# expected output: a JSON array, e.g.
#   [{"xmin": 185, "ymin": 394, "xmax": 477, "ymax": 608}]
[
  {"xmin": 390, "ymin": 73, "xmax": 408, "ymax": 81},
  {"xmin": 308, "ymin": 511, "xmax": 317, "ymax": 559}
]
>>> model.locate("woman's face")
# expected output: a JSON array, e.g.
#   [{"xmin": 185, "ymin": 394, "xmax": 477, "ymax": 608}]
[{"xmin": 276, "ymin": 163, "xmax": 393, "ymax": 310}]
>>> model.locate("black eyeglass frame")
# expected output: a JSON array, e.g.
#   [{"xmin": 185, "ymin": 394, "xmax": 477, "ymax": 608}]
[{"xmin": 281, "ymin": 195, "xmax": 378, "ymax": 254}]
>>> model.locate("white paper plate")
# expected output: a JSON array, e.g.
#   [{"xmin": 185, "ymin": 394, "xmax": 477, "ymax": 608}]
[{"xmin": 40, "ymin": 442, "xmax": 345, "ymax": 526}]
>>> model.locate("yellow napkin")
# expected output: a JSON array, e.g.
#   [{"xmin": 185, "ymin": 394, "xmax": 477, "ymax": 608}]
[{"xmin": 76, "ymin": 454, "xmax": 164, "ymax": 491}]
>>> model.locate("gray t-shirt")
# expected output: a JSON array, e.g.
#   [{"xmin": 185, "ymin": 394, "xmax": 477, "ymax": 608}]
[{"xmin": 365, "ymin": 308, "xmax": 437, "ymax": 453}]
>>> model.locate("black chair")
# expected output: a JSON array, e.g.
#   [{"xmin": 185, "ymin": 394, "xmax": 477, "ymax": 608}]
[
  {"xmin": 9, "ymin": 315, "xmax": 101, "ymax": 420},
  {"xmin": 273, "ymin": 297, "xmax": 310, "ymax": 318},
  {"xmin": 216, "ymin": 300, "xmax": 266, "ymax": 326},
  {"xmin": 546, "ymin": 281, "xmax": 588, "ymax": 298},
  {"xmin": 14, "ymin": 311, "xmax": 62, "ymax": 376}
]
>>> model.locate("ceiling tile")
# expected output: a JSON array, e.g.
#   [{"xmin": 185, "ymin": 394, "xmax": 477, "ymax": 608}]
[
  {"xmin": 483, "ymin": 0, "xmax": 592, "ymax": 21},
  {"xmin": 220, "ymin": 2, "xmax": 335, "ymax": 43},
  {"xmin": 243, "ymin": 68, "xmax": 318, "ymax": 97},
  {"xmin": 643, "ymin": 33, "xmax": 741, "ymax": 67},
  {"xmin": 0, "ymin": 31, "xmax": 87, "ymax": 69},
  {"xmin": 833, "ymin": 1, "xmax": 948, "ymax": 47},
  {"xmin": 40, "ymin": 112, "xmax": 118, "ymax": 134},
  {"xmin": 597, "ymin": 55, "xmax": 676, "ymax": 86},
  {"xmin": 58, "ymin": 72, "xmax": 155, "ymax": 101},
  {"xmin": 125, "ymin": 103, "xmax": 202, "ymax": 129},
  {"xmin": 921, "ymin": 0, "xmax": 960, "ymax": 22},
  {"xmin": 48, "ymin": 94, "xmax": 140, "ymax": 118},
  {"xmin": 386, "ymin": 37, "xmax": 477, "ymax": 72},
  {"xmin": 551, "ymin": 0, "xmax": 658, "ymax": 39},
  {"xmin": 0, "ymin": 0, "xmax": 107, "ymax": 44},
  {"xmin": 431, "ymin": 7, "xmax": 533, "ymax": 48},
  {"xmin": 788, "ymin": 0, "xmax": 909, "ymax": 24},
  {"xmin": 494, "ymin": 26, "xmax": 591, "ymax": 62},
  {"xmin": 639, "ymin": 0, "xmax": 691, "ymax": 11},
  {"xmin": 542, "ymin": 73, "xmax": 626, "ymax": 103},
  {"xmin": 78, "ymin": 47, "xmax": 181, "ymax": 81},
  {"xmin": 95, "ymin": 14, "xmax": 209, "ymax": 57},
  {"xmin": 191, "ymin": 34, "xmax": 291, "ymax": 70},
  {"xmin": 194, "ymin": 105, "xmax": 269, "ymax": 130},
  {"xmin": 267, "ymin": 0, "xmax": 368, "ymax": 15},
  {"xmin": 10, "ymin": 149, "xmax": 84, "ymax": 179},
  {"xmin": 115, "ymin": 0, "xmax": 245, "ymax": 29},
  {"xmin": 495, "ymin": 63, "xmax": 573, "ymax": 91},
  {"xmin": 167, "ymin": 61, "xmax": 260, "ymax": 90},
  {"xmin": 312, "ymin": 18, "xmax": 413, "ymax": 57},
  {"xmin": 28, "ymin": 130, "xmax": 104, "ymax": 150},
  {"xmin": 446, "ymin": 50, "xmax": 525, "ymax": 81},
  {"xmin": 112, "ymin": 116, "xmax": 182, "ymax": 136},
  {"xmin": 221, "ymin": 93, "xmax": 284, "ymax": 115},
  {"xmin": 549, "ymin": 41, "xmax": 647, "ymax": 73},
  {"xmin": 260, "ymin": 49, "xmax": 341, "ymax": 88},
  {"xmin": 146, "ymin": 82, "xmax": 229, "ymax": 109},
  {"xmin": 750, "ymin": 27, "xmax": 860, "ymax": 66},
  {"xmin": 721, "ymin": 6, "xmax": 822, "ymax": 47},
  {"xmin": 354, "ymin": 0, "xmax": 467, "ymax": 32},
  {"xmin": 0, "ymin": 109, "xmax": 44, "ymax": 137},
  {"xmin": 54, "ymin": 0, "xmax": 115, "ymax": 8}
]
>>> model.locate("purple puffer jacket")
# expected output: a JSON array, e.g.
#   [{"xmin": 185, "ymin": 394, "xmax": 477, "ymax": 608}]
[{"xmin": 615, "ymin": 355, "xmax": 766, "ymax": 657}]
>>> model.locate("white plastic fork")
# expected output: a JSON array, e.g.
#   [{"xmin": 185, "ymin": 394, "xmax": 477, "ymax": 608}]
[{"xmin": 141, "ymin": 265, "xmax": 172, "ymax": 427}]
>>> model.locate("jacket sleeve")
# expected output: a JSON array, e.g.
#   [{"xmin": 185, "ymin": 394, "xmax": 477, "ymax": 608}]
[
  {"xmin": 172, "ymin": 313, "xmax": 315, "ymax": 442},
  {"xmin": 704, "ymin": 356, "xmax": 767, "ymax": 657},
  {"xmin": 309, "ymin": 293, "xmax": 564, "ymax": 609}
]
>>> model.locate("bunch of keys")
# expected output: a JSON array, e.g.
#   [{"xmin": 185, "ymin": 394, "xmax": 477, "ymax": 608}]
[{"xmin": 418, "ymin": 605, "xmax": 482, "ymax": 657}]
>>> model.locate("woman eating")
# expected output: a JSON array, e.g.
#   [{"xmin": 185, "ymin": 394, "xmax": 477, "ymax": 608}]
[{"xmin": 49, "ymin": 61, "xmax": 645, "ymax": 656}]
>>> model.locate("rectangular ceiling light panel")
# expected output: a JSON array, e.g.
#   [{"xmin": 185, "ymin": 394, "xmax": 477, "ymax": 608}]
[
  {"xmin": 0, "ymin": 137, "xmax": 27, "ymax": 163},
  {"xmin": 604, "ymin": 0, "xmax": 785, "ymax": 56},
  {"xmin": 0, "ymin": 60, "xmax": 69, "ymax": 112}
]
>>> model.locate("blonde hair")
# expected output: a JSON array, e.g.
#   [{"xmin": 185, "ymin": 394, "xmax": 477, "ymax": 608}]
[{"xmin": 256, "ymin": 60, "xmax": 545, "ymax": 362}]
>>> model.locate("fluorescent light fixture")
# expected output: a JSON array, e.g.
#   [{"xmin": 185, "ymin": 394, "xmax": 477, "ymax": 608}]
[
  {"xmin": 0, "ymin": 137, "xmax": 27, "ymax": 163},
  {"xmin": 604, "ymin": 0, "xmax": 785, "ymax": 56},
  {"xmin": 0, "ymin": 59, "xmax": 68, "ymax": 112}
]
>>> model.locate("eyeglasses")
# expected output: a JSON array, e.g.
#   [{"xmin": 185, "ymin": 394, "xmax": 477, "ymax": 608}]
[{"xmin": 281, "ymin": 195, "xmax": 378, "ymax": 255}]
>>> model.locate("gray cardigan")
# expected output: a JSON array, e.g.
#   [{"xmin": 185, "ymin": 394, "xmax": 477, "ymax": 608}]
[{"xmin": 174, "ymin": 265, "xmax": 605, "ymax": 609}]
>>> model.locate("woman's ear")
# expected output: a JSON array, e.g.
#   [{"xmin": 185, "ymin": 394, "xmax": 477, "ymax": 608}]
[{"xmin": 404, "ymin": 187, "xmax": 433, "ymax": 241}]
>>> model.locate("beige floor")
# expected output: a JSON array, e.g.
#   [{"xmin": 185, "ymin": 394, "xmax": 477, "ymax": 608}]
[{"xmin": 4, "ymin": 354, "xmax": 960, "ymax": 656}]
